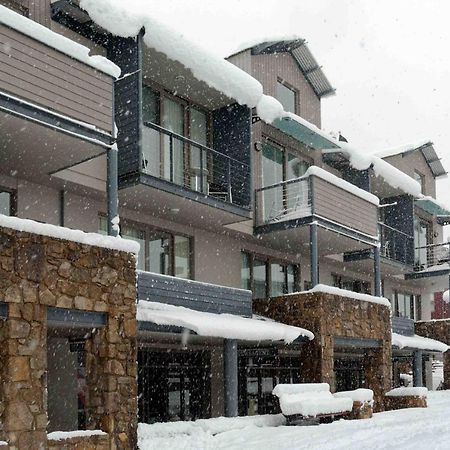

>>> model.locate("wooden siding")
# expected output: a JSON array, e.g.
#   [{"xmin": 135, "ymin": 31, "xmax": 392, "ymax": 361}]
[
  {"xmin": 138, "ymin": 272, "xmax": 253, "ymax": 317},
  {"xmin": 251, "ymin": 53, "xmax": 321, "ymax": 127},
  {"xmin": 0, "ymin": 23, "xmax": 113, "ymax": 133},
  {"xmin": 0, "ymin": 0, "xmax": 51, "ymax": 26},
  {"xmin": 312, "ymin": 176, "xmax": 378, "ymax": 236}
]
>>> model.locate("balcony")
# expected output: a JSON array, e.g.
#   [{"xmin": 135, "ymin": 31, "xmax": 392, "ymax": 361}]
[
  {"xmin": 118, "ymin": 122, "xmax": 252, "ymax": 227},
  {"xmin": 406, "ymin": 242, "xmax": 450, "ymax": 279},
  {"xmin": 254, "ymin": 167, "xmax": 379, "ymax": 256},
  {"xmin": 0, "ymin": 8, "xmax": 115, "ymax": 185}
]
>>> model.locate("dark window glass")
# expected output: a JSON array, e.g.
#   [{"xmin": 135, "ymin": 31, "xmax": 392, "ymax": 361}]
[
  {"xmin": 0, "ymin": 191, "xmax": 12, "ymax": 216},
  {"xmin": 241, "ymin": 252, "xmax": 251, "ymax": 291},
  {"xmin": 276, "ymin": 81, "xmax": 296, "ymax": 113}
]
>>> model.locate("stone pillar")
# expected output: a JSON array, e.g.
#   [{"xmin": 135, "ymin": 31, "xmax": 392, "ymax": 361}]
[
  {"xmin": 85, "ymin": 279, "xmax": 138, "ymax": 450},
  {"xmin": 3, "ymin": 300, "xmax": 48, "ymax": 450}
]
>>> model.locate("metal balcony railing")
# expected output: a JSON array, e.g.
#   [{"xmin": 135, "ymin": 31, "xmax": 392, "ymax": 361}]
[
  {"xmin": 141, "ymin": 122, "xmax": 250, "ymax": 207},
  {"xmin": 414, "ymin": 242, "xmax": 450, "ymax": 272},
  {"xmin": 379, "ymin": 223, "xmax": 414, "ymax": 266},
  {"xmin": 255, "ymin": 176, "xmax": 311, "ymax": 226}
]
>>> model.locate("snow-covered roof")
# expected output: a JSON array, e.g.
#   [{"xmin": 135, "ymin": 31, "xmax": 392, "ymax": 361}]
[
  {"xmin": 0, "ymin": 214, "xmax": 139, "ymax": 254},
  {"xmin": 0, "ymin": 5, "xmax": 120, "ymax": 78},
  {"xmin": 137, "ymin": 301, "xmax": 314, "ymax": 344},
  {"xmin": 392, "ymin": 332, "xmax": 449, "ymax": 353},
  {"xmin": 293, "ymin": 284, "xmax": 391, "ymax": 308},
  {"xmin": 375, "ymin": 140, "xmax": 447, "ymax": 178},
  {"xmin": 230, "ymin": 38, "xmax": 335, "ymax": 99}
]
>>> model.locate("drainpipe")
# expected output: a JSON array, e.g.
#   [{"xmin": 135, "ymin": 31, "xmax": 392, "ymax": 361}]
[
  {"xmin": 413, "ymin": 350, "xmax": 423, "ymax": 387},
  {"xmin": 224, "ymin": 339, "xmax": 238, "ymax": 417},
  {"xmin": 107, "ymin": 146, "xmax": 119, "ymax": 237},
  {"xmin": 373, "ymin": 245, "xmax": 382, "ymax": 297},
  {"xmin": 310, "ymin": 222, "xmax": 319, "ymax": 287}
]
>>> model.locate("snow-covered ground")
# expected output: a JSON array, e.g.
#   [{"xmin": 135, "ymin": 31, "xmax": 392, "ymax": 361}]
[{"xmin": 138, "ymin": 391, "xmax": 450, "ymax": 450}]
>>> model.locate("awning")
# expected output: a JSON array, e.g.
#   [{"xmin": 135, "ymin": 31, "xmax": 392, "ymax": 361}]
[
  {"xmin": 415, "ymin": 197, "xmax": 450, "ymax": 217},
  {"xmin": 137, "ymin": 301, "xmax": 314, "ymax": 344},
  {"xmin": 392, "ymin": 332, "xmax": 449, "ymax": 352},
  {"xmin": 272, "ymin": 116, "xmax": 339, "ymax": 151}
]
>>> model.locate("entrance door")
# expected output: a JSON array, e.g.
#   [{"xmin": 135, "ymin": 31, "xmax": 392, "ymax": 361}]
[
  {"xmin": 334, "ymin": 357, "xmax": 365, "ymax": 392},
  {"xmin": 138, "ymin": 349, "xmax": 211, "ymax": 423}
]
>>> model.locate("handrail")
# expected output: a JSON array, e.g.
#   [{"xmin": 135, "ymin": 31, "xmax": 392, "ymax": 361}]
[
  {"xmin": 255, "ymin": 174, "xmax": 310, "ymax": 193},
  {"xmin": 378, "ymin": 222, "xmax": 413, "ymax": 239},
  {"xmin": 415, "ymin": 242, "xmax": 449, "ymax": 250},
  {"xmin": 143, "ymin": 121, "xmax": 249, "ymax": 168}
]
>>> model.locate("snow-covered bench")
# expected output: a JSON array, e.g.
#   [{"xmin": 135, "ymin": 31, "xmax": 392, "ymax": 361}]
[
  {"xmin": 384, "ymin": 387, "xmax": 428, "ymax": 410},
  {"xmin": 272, "ymin": 383, "xmax": 353, "ymax": 424},
  {"xmin": 334, "ymin": 388, "xmax": 374, "ymax": 419}
]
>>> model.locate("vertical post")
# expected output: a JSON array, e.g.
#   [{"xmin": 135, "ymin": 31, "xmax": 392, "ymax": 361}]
[
  {"xmin": 413, "ymin": 350, "xmax": 423, "ymax": 387},
  {"xmin": 227, "ymin": 158, "xmax": 232, "ymax": 203},
  {"xmin": 374, "ymin": 245, "xmax": 382, "ymax": 297},
  {"xmin": 200, "ymin": 147, "xmax": 204, "ymax": 194},
  {"xmin": 310, "ymin": 222, "xmax": 319, "ymax": 287},
  {"xmin": 224, "ymin": 339, "xmax": 238, "ymax": 417},
  {"xmin": 107, "ymin": 146, "xmax": 119, "ymax": 237},
  {"xmin": 169, "ymin": 135, "xmax": 174, "ymax": 183},
  {"xmin": 59, "ymin": 189, "xmax": 65, "ymax": 227}
]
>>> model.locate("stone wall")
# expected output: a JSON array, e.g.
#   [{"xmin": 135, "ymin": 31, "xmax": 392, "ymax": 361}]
[
  {"xmin": 0, "ymin": 225, "xmax": 137, "ymax": 449},
  {"xmin": 384, "ymin": 395, "xmax": 427, "ymax": 411},
  {"xmin": 415, "ymin": 320, "xmax": 450, "ymax": 389},
  {"xmin": 254, "ymin": 292, "xmax": 392, "ymax": 411},
  {"xmin": 47, "ymin": 434, "xmax": 110, "ymax": 450}
]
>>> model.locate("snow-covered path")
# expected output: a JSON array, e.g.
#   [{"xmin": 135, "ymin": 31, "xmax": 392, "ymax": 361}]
[{"xmin": 138, "ymin": 391, "xmax": 450, "ymax": 450}]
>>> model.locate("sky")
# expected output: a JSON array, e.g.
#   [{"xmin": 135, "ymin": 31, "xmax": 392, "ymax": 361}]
[{"xmin": 147, "ymin": 0, "xmax": 450, "ymax": 201}]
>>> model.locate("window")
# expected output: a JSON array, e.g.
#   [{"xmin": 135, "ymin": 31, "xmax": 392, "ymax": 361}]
[
  {"xmin": 276, "ymin": 81, "xmax": 297, "ymax": 114},
  {"xmin": 99, "ymin": 216, "xmax": 192, "ymax": 278},
  {"xmin": 141, "ymin": 85, "xmax": 211, "ymax": 192},
  {"xmin": 0, "ymin": 189, "xmax": 15, "ymax": 216},
  {"xmin": 332, "ymin": 274, "xmax": 371, "ymax": 294},
  {"xmin": 414, "ymin": 216, "xmax": 431, "ymax": 268},
  {"xmin": 393, "ymin": 291, "xmax": 421, "ymax": 320},
  {"xmin": 241, "ymin": 251, "xmax": 300, "ymax": 298},
  {"xmin": 414, "ymin": 170, "xmax": 426, "ymax": 195}
]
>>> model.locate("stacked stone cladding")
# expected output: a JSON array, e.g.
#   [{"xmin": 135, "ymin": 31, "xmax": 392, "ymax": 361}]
[
  {"xmin": 0, "ymin": 226, "xmax": 137, "ymax": 450},
  {"xmin": 254, "ymin": 291, "xmax": 392, "ymax": 411},
  {"xmin": 415, "ymin": 320, "xmax": 450, "ymax": 389}
]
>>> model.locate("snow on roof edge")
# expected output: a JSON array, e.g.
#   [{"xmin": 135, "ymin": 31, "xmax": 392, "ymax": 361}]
[
  {"xmin": 374, "ymin": 139, "xmax": 432, "ymax": 159},
  {"xmin": 392, "ymin": 332, "xmax": 449, "ymax": 353},
  {"xmin": 0, "ymin": 5, "xmax": 120, "ymax": 78},
  {"xmin": 0, "ymin": 214, "xmax": 139, "ymax": 255},
  {"xmin": 286, "ymin": 284, "xmax": 391, "ymax": 308},
  {"xmin": 137, "ymin": 300, "xmax": 314, "ymax": 343}
]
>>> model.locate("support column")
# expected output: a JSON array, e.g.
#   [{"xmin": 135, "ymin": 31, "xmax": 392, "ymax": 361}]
[
  {"xmin": 224, "ymin": 339, "xmax": 238, "ymax": 417},
  {"xmin": 373, "ymin": 245, "xmax": 382, "ymax": 297},
  {"xmin": 310, "ymin": 222, "xmax": 319, "ymax": 287},
  {"xmin": 413, "ymin": 350, "xmax": 423, "ymax": 387},
  {"xmin": 107, "ymin": 146, "xmax": 119, "ymax": 237}
]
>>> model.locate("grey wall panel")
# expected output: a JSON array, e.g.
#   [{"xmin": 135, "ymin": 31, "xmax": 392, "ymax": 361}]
[
  {"xmin": 138, "ymin": 272, "xmax": 253, "ymax": 317},
  {"xmin": 0, "ymin": 24, "xmax": 113, "ymax": 131},
  {"xmin": 108, "ymin": 36, "xmax": 141, "ymax": 182},
  {"xmin": 392, "ymin": 316, "xmax": 415, "ymax": 336},
  {"xmin": 312, "ymin": 176, "xmax": 378, "ymax": 236},
  {"xmin": 212, "ymin": 103, "xmax": 251, "ymax": 207}
]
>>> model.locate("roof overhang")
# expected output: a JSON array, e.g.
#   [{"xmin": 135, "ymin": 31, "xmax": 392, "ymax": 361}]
[
  {"xmin": 272, "ymin": 117, "xmax": 340, "ymax": 151},
  {"xmin": 415, "ymin": 198, "xmax": 450, "ymax": 217},
  {"xmin": 392, "ymin": 332, "xmax": 449, "ymax": 352},
  {"xmin": 251, "ymin": 40, "xmax": 335, "ymax": 99},
  {"xmin": 419, "ymin": 142, "xmax": 447, "ymax": 178}
]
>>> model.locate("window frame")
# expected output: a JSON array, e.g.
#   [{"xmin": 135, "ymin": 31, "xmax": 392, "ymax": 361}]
[
  {"xmin": 393, "ymin": 290, "xmax": 421, "ymax": 320},
  {"xmin": 241, "ymin": 251, "xmax": 301, "ymax": 298},
  {"xmin": 413, "ymin": 170, "xmax": 426, "ymax": 195},
  {"xmin": 99, "ymin": 215, "xmax": 193, "ymax": 278},
  {"xmin": 0, "ymin": 187, "xmax": 17, "ymax": 216},
  {"xmin": 276, "ymin": 79, "xmax": 298, "ymax": 114}
]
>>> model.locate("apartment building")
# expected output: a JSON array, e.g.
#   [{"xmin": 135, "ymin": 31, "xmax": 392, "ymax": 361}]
[{"xmin": 0, "ymin": 0, "xmax": 449, "ymax": 447}]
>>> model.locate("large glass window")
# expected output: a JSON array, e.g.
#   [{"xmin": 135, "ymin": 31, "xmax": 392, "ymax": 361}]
[
  {"xmin": 332, "ymin": 274, "xmax": 371, "ymax": 294},
  {"xmin": 276, "ymin": 81, "xmax": 297, "ymax": 114},
  {"xmin": 241, "ymin": 252, "xmax": 300, "ymax": 298},
  {"xmin": 0, "ymin": 189, "xmax": 14, "ymax": 216},
  {"xmin": 99, "ymin": 217, "xmax": 192, "ymax": 278},
  {"xmin": 394, "ymin": 291, "xmax": 421, "ymax": 320},
  {"xmin": 414, "ymin": 217, "xmax": 430, "ymax": 268}
]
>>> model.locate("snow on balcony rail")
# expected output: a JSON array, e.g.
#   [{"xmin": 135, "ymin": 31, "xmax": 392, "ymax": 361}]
[
  {"xmin": 0, "ymin": 5, "xmax": 120, "ymax": 78},
  {"xmin": 385, "ymin": 387, "xmax": 428, "ymax": 398},
  {"xmin": 137, "ymin": 301, "xmax": 314, "ymax": 343},
  {"xmin": 288, "ymin": 284, "xmax": 391, "ymax": 308},
  {"xmin": 0, "ymin": 214, "xmax": 139, "ymax": 255},
  {"xmin": 392, "ymin": 332, "xmax": 449, "ymax": 353},
  {"xmin": 47, "ymin": 430, "xmax": 107, "ymax": 441}
]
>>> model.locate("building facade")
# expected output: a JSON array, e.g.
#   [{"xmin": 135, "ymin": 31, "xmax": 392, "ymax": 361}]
[{"xmin": 0, "ymin": 1, "xmax": 449, "ymax": 447}]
